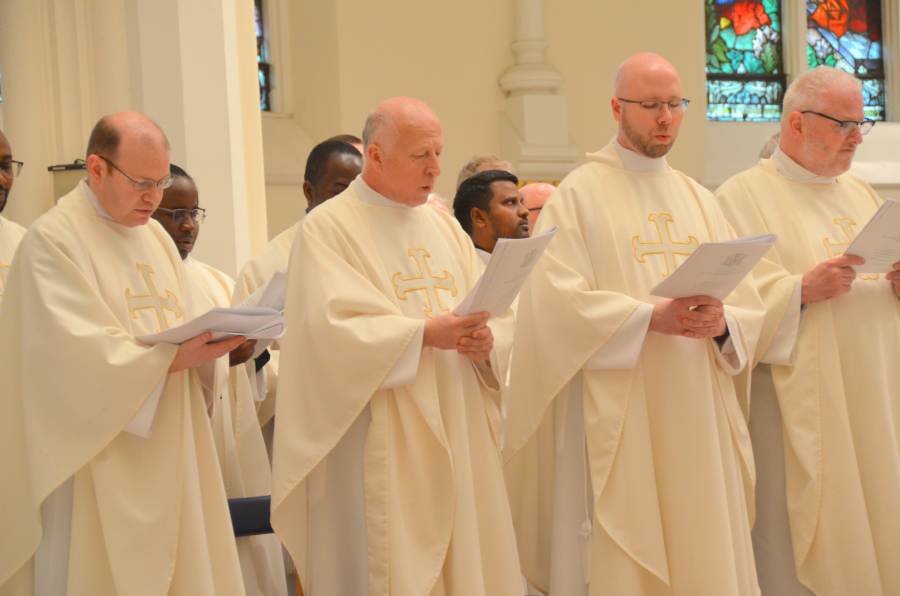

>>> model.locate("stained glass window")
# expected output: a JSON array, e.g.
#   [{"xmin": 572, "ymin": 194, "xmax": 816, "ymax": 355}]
[
  {"xmin": 255, "ymin": 0, "xmax": 271, "ymax": 112},
  {"xmin": 807, "ymin": 0, "xmax": 885, "ymax": 120},
  {"xmin": 706, "ymin": 0, "xmax": 786, "ymax": 121}
]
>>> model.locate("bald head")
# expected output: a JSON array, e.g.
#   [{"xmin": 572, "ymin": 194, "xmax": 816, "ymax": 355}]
[
  {"xmin": 86, "ymin": 111, "xmax": 170, "ymax": 164},
  {"xmin": 520, "ymin": 182, "xmax": 555, "ymax": 234},
  {"xmin": 612, "ymin": 53, "xmax": 685, "ymax": 158},
  {"xmin": 362, "ymin": 97, "xmax": 443, "ymax": 207}
]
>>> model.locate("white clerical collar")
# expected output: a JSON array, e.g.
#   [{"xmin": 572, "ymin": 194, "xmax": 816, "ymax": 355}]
[
  {"xmin": 353, "ymin": 176, "xmax": 413, "ymax": 209},
  {"xmin": 613, "ymin": 138, "xmax": 669, "ymax": 173},
  {"xmin": 183, "ymin": 256, "xmax": 194, "ymax": 265},
  {"xmin": 772, "ymin": 147, "xmax": 838, "ymax": 185},
  {"xmin": 82, "ymin": 179, "xmax": 118, "ymax": 222},
  {"xmin": 476, "ymin": 247, "xmax": 492, "ymax": 265}
]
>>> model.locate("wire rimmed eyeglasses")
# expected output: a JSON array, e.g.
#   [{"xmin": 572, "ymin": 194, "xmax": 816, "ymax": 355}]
[
  {"xmin": 618, "ymin": 98, "xmax": 691, "ymax": 112},
  {"xmin": 155, "ymin": 207, "xmax": 207, "ymax": 224},
  {"xmin": 802, "ymin": 111, "xmax": 876, "ymax": 136},
  {"xmin": 99, "ymin": 156, "xmax": 174, "ymax": 191},
  {"xmin": 0, "ymin": 160, "xmax": 24, "ymax": 178}
]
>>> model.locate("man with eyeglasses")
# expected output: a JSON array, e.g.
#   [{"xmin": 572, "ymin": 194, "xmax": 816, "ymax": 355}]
[
  {"xmin": 716, "ymin": 66, "xmax": 900, "ymax": 596},
  {"xmin": 0, "ymin": 127, "xmax": 26, "ymax": 311},
  {"xmin": 0, "ymin": 112, "xmax": 248, "ymax": 596},
  {"xmin": 153, "ymin": 164, "xmax": 287, "ymax": 596},
  {"xmin": 504, "ymin": 53, "xmax": 765, "ymax": 596},
  {"xmin": 519, "ymin": 182, "xmax": 555, "ymax": 236}
]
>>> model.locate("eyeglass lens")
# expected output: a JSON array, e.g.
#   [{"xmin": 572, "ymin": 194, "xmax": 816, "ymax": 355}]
[{"xmin": 0, "ymin": 161, "xmax": 22, "ymax": 177}]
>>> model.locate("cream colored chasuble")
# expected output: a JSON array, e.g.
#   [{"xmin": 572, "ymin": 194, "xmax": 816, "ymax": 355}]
[
  {"xmin": 270, "ymin": 178, "xmax": 522, "ymax": 596},
  {"xmin": 716, "ymin": 155, "xmax": 900, "ymax": 596},
  {"xmin": 184, "ymin": 259, "xmax": 287, "ymax": 596},
  {"xmin": 504, "ymin": 140, "xmax": 765, "ymax": 596},
  {"xmin": 0, "ymin": 214, "xmax": 26, "ymax": 311},
  {"xmin": 232, "ymin": 222, "xmax": 300, "ymax": 428},
  {"xmin": 0, "ymin": 181, "xmax": 244, "ymax": 596}
]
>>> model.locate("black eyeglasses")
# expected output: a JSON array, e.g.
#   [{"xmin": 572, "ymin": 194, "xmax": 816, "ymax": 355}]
[
  {"xmin": 802, "ymin": 111, "xmax": 876, "ymax": 136},
  {"xmin": 528, "ymin": 207, "xmax": 543, "ymax": 212},
  {"xmin": 618, "ymin": 98, "xmax": 691, "ymax": 112},
  {"xmin": 99, "ymin": 156, "xmax": 174, "ymax": 191},
  {"xmin": 0, "ymin": 160, "xmax": 24, "ymax": 178},
  {"xmin": 155, "ymin": 207, "xmax": 207, "ymax": 224}
]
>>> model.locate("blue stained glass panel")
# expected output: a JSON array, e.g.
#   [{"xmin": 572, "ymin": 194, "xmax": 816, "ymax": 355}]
[{"xmin": 708, "ymin": 79, "xmax": 785, "ymax": 121}]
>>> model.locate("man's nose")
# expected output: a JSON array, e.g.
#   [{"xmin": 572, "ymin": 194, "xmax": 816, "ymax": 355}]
[
  {"xmin": 426, "ymin": 153, "xmax": 441, "ymax": 177},
  {"xmin": 657, "ymin": 104, "xmax": 674, "ymax": 124}
]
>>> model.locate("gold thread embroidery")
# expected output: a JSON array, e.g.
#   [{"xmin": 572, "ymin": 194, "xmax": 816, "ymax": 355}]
[
  {"xmin": 125, "ymin": 263, "xmax": 183, "ymax": 332},
  {"xmin": 632, "ymin": 213, "xmax": 699, "ymax": 278},
  {"xmin": 823, "ymin": 217, "xmax": 878, "ymax": 280},
  {"xmin": 392, "ymin": 248, "xmax": 459, "ymax": 319}
]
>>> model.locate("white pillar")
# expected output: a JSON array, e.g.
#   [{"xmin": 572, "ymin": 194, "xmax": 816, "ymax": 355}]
[
  {"xmin": 498, "ymin": 0, "xmax": 579, "ymax": 183},
  {"xmin": 0, "ymin": 0, "xmax": 268, "ymax": 276}
]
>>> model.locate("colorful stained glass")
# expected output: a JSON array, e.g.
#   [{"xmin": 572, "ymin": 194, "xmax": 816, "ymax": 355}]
[
  {"xmin": 706, "ymin": 0, "xmax": 785, "ymax": 121},
  {"xmin": 255, "ymin": 0, "xmax": 271, "ymax": 111},
  {"xmin": 806, "ymin": 0, "xmax": 884, "ymax": 119},
  {"xmin": 708, "ymin": 79, "xmax": 784, "ymax": 121}
]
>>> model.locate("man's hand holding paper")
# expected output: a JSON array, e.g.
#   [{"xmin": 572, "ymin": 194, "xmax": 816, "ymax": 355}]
[
  {"xmin": 423, "ymin": 311, "xmax": 494, "ymax": 362},
  {"xmin": 649, "ymin": 296, "xmax": 727, "ymax": 339}
]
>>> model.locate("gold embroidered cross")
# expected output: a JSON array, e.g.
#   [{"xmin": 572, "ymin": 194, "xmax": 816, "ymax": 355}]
[
  {"xmin": 125, "ymin": 263, "xmax": 183, "ymax": 332},
  {"xmin": 823, "ymin": 217, "xmax": 878, "ymax": 280},
  {"xmin": 632, "ymin": 213, "xmax": 699, "ymax": 278},
  {"xmin": 392, "ymin": 248, "xmax": 458, "ymax": 319}
]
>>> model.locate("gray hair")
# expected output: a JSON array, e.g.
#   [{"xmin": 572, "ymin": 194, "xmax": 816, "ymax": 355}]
[
  {"xmin": 362, "ymin": 109, "xmax": 398, "ymax": 152},
  {"xmin": 758, "ymin": 132, "xmax": 780, "ymax": 159},
  {"xmin": 781, "ymin": 66, "xmax": 862, "ymax": 124},
  {"xmin": 455, "ymin": 155, "xmax": 512, "ymax": 189}
]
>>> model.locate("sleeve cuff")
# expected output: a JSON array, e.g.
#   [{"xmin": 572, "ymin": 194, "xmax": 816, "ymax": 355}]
[
  {"xmin": 124, "ymin": 376, "xmax": 168, "ymax": 438},
  {"xmin": 584, "ymin": 303, "xmax": 653, "ymax": 370},
  {"xmin": 712, "ymin": 311, "xmax": 747, "ymax": 375},
  {"xmin": 379, "ymin": 323, "xmax": 424, "ymax": 390},
  {"xmin": 760, "ymin": 276, "xmax": 805, "ymax": 366}
]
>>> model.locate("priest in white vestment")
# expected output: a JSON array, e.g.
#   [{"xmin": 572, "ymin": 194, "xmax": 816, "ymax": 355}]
[
  {"xmin": 452, "ymin": 168, "xmax": 529, "ymax": 445},
  {"xmin": 153, "ymin": 165, "xmax": 287, "ymax": 596},
  {"xmin": 503, "ymin": 53, "xmax": 765, "ymax": 596},
  {"xmin": 270, "ymin": 97, "xmax": 522, "ymax": 596},
  {"xmin": 0, "ymin": 128, "xmax": 26, "ymax": 311},
  {"xmin": 0, "ymin": 112, "xmax": 247, "ymax": 596},
  {"xmin": 716, "ymin": 66, "xmax": 900, "ymax": 596},
  {"xmin": 232, "ymin": 140, "xmax": 362, "ymax": 432}
]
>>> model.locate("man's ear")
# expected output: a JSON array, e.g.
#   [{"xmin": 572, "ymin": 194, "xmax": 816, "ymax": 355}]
[
  {"xmin": 86, "ymin": 154, "xmax": 106, "ymax": 184},
  {"xmin": 470, "ymin": 207, "xmax": 488, "ymax": 229},
  {"xmin": 302, "ymin": 181, "xmax": 314, "ymax": 203},
  {"xmin": 787, "ymin": 112, "xmax": 805, "ymax": 141},
  {"xmin": 367, "ymin": 143, "xmax": 384, "ymax": 172}
]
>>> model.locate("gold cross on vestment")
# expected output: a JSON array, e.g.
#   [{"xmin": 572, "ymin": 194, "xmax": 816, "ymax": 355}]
[
  {"xmin": 823, "ymin": 217, "xmax": 878, "ymax": 280},
  {"xmin": 392, "ymin": 248, "xmax": 458, "ymax": 319},
  {"xmin": 125, "ymin": 263, "xmax": 183, "ymax": 332},
  {"xmin": 632, "ymin": 213, "xmax": 699, "ymax": 278}
]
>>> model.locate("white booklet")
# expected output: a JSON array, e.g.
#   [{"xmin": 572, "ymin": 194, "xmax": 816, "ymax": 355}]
[
  {"xmin": 235, "ymin": 270, "xmax": 289, "ymax": 358},
  {"xmin": 650, "ymin": 233, "xmax": 778, "ymax": 301},
  {"xmin": 453, "ymin": 227, "xmax": 558, "ymax": 319},
  {"xmin": 137, "ymin": 307, "xmax": 286, "ymax": 345},
  {"xmin": 844, "ymin": 198, "xmax": 900, "ymax": 273}
]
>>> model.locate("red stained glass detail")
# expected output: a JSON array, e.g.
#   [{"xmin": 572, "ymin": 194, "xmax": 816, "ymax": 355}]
[{"xmin": 733, "ymin": 0, "xmax": 772, "ymax": 35}]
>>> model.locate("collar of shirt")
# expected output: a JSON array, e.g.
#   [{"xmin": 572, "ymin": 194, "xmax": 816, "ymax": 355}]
[
  {"xmin": 475, "ymin": 247, "xmax": 491, "ymax": 265},
  {"xmin": 772, "ymin": 146, "xmax": 838, "ymax": 185},
  {"xmin": 183, "ymin": 256, "xmax": 194, "ymax": 265},
  {"xmin": 612, "ymin": 138, "xmax": 669, "ymax": 173},
  {"xmin": 354, "ymin": 176, "xmax": 414, "ymax": 209},
  {"xmin": 82, "ymin": 178, "xmax": 117, "ymax": 222}
]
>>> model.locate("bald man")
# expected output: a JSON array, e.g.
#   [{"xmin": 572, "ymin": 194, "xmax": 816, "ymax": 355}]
[
  {"xmin": 0, "ymin": 112, "xmax": 246, "ymax": 595},
  {"xmin": 456, "ymin": 154, "xmax": 512, "ymax": 189},
  {"xmin": 0, "ymin": 128, "xmax": 26, "ymax": 311},
  {"xmin": 717, "ymin": 66, "xmax": 900, "ymax": 596},
  {"xmin": 504, "ymin": 53, "xmax": 765, "ymax": 596},
  {"xmin": 270, "ymin": 97, "xmax": 521, "ymax": 596},
  {"xmin": 519, "ymin": 182, "xmax": 555, "ymax": 235}
]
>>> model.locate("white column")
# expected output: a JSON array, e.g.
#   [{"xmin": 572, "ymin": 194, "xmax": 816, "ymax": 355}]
[
  {"xmin": 0, "ymin": 0, "xmax": 268, "ymax": 275},
  {"xmin": 498, "ymin": 0, "xmax": 579, "ymax": 183}
]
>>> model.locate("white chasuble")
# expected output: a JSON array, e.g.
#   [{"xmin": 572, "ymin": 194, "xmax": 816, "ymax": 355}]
[
  {"xmin": 232, "ymin": 222, "xmax": 300, "ymax": 428},
  {"xmin": 0, "ymin": 214, "xmax": 26, "ymax": 311},
  {"xmin": 270, "ymin": 179, "xmax": 522, "ymax": 596},
  {"xmin": 184, "ymin": 259, "xmax": 287, "ymax": 596},
  {"xmin": 0, "ymin": 181, "xmax": 244, "ymax": 596},
  {"xmin": 716, "ymin": 158, "xmax": 900, "ymax": 596},
  {"xmin": 504, "ymin": 141, "xmax": 765, "ymax": 596}
]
